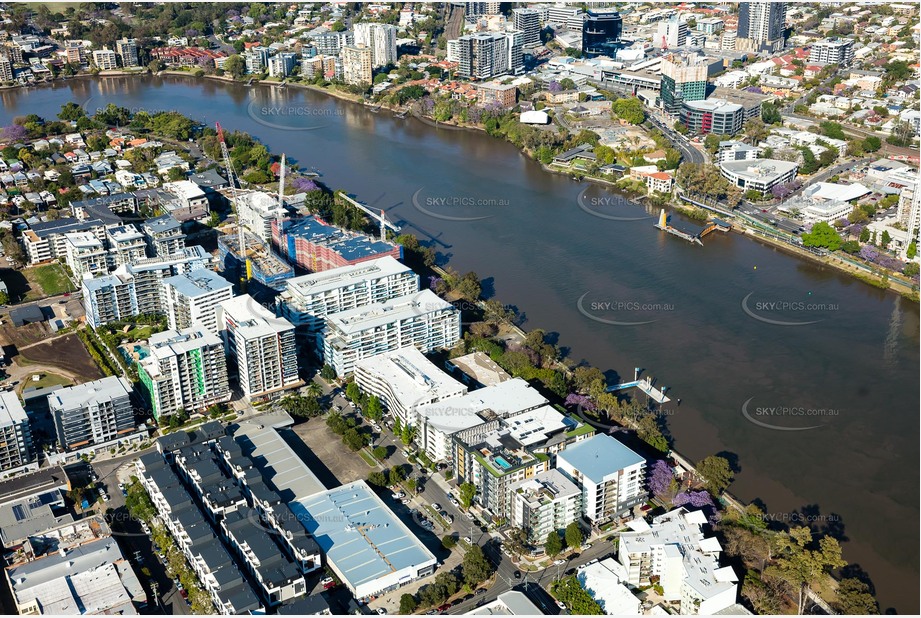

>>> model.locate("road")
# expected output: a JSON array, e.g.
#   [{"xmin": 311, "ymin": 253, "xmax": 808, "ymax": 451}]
[{"xmin": 646, "ymin": 115, "xmax": 706, "ymax": 165}]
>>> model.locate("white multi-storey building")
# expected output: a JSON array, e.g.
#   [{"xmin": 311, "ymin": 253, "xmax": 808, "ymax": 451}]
[
  {"xmin": 353, "ymin": 23, "xmax": 398, "ymax": 67},
  {"xmin": 92, "ymin": 48, "xmax": 118, "ymax": 70},
  {"xmin": 809, "ymin": 37, "xmax": 854, "ymax": 67},
  {"xmin": 64, "ymin": 231, "xmax": 107, "ymax": 278},
  {"xmin": 137, "ymin": 327, "xmax": 232, "ymax": 421},
  {"xmin": 219, "ymin": 295, "xmax": 302, "ymax": 399},
  {"xmin": 321, "ymin": 289, "xmax": 461, "ymax": 377},
  {"xmin": 341, "ymin": 45, "xmax": 372, "ymax": 85},
  {"xmin": 0, "ymin": 391, "xmax": 36, "ymax": 476},
  {"xmin": 509, "ymin": 469, "xmax": 582, "ymax": 545},
  {"xmin": 48, "ymin": 376, "xmax": 141, "ymax": 455},
  {"xmin": 276, "ymin": 256, "xmax": 418, "ymax": 335},
  {"xmin": 234, "ymin": 190, "xmax": 286, "ymax": 242},
  {"xmin": 619, "ymin": 508, "xmax": 739, "ymax": 614},
  {"xmin": 354, "ymin": 347, "xmax": 468, "ymax": 429},
  {"xmin": 161, "ymin": 268, "xmax": 234, "ymax": 335},
  {"xmin": 106, "ymin": 224, "xmax": 147, "ymax": 268},
  {"xmin": 83, "ymin": 273, "xmax": 138, "ymax": 328},
  {"xmin": 142, "ymin": 215, "xmax": 185, "ymax": 257},
  {"xmin": 556, "ymin": 433, "xmax": 646, "ymax": 524}
]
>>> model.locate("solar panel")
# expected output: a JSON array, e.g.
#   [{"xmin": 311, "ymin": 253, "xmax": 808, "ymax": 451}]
[{"xmin": 12, "ymin": 504, "xmax": 26, "ymax": 521}]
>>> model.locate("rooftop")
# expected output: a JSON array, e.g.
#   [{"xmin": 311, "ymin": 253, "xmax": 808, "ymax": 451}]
[
  {"xmin": 509, "ymin": 468, "xmax": 580, "ymax": 509},
  {"xmin": 0, "ymin": 390, "xmax": 28, "ymax": 426},
  {"xmin": 446, "ymin": 351, "xmax": 511, "ymax": 387},
  {"xmin": 326, "ymin": 290, "xmax": 455, "ymax": 336},
  {"xmin": 220, "ymin": 294, "xmax": 296, "ymax": 339},
  {"xmin": 276, "ymin": 215, "xmax": 400, "ymax": 263},
  {"xmin": 556, "ymin": 433, "xmax": 645, "ymax": 483},
  {"xmin": 282, "ymin": 256, "xmax": 413, "ymax": 298},
  {"xmin": 719, "ymin": 158, "xmax": 799, "ymax": 181},
  {"xmin": 466, "ymin": 591, "xmax": 543, "ymax": 615},
  {"xmin": 684, "ymin": 98, "xmax": 743, "ymax": 114},
  {"xmin": 415, "ymin": 378, "xmax": 548, "ymax": 435},
  {"xmin": 47, "ymin": 376, "xmax": 131, "ymax": 412},
  {"xmin": 295, "ymin": 480, "xmax": 436, "ymax": 594},
  {"xmin": 162, "ymin": 267, "xmax": 232, "ymax": 299},
  {"xmin": 354, "ymin": 347, "xmax": 467, "ymax": 409}
]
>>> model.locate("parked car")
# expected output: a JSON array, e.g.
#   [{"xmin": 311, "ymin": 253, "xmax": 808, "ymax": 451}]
[
  {"xmin": 376, "ymin": 609, "xmax": 387, "ymax": 614},
  {"xmin": 553, "ymin": 559, "xmax": 566, "ymax": 566},
  {"xmin": 556, "ymin": 600, "xmax": 567, "ymax": 610},
  {"xmin": 437, "ymin": 603, "xmax": 451, "ymax": 612},
  {"xmin": 513, "ymin": 571, "xmax": 521, "ymax": 580},
  {"xmin": 583, "ymin": 543, "xmax": 592, "ymax": 550},
  {"xmin": 466, "ymin": 511, "xmax": 474, "ymax": 520},
  {"xmin": 432, "ymin": 503, "xmax": 441, "ymax": 511},
  {"xmin": 475, "ymin": 588, "xmax": 487, "ymax": 596},
  {"xmin": 463, "ymin": 537, "xmax": 472, "ymax": 545}
]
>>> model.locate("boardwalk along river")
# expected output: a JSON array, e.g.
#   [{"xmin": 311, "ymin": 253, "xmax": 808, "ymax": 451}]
[{"xmin": 2, "ymin": 76, "xmax": 918, "ymax": 612}]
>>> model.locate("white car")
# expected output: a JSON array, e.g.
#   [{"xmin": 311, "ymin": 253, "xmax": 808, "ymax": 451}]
[
  {"xmin": 465, "ymin": 512, "xmax": 474, "ymax": 520},
  {"xmin": 376, "ymin": 609, "xmax": 387, "ymax": 615},
  {"xmin": 556, "ymin": 600, "xmax": 567, "ymax": 610},
  {"xmin": 553, "ymin": 559, "xmax": 566, "ymax": 566},
  {"xmin": 583, "ymin": 543, "xmax": 592, "ymax": 550},
  {"xmin": 463, "ymin": 537, "xmax": 472, "ymax": 545},
  {"xmin": 320, "ymin": 577, "xmax": 334, "ymax": 587}
]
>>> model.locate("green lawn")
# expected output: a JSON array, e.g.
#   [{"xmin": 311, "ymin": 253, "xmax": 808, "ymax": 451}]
[
  {"xmin": 22, "ymin": 372, "xmax": 74, "ymax": 391},
  {"xmin": 29, "ymin": 263, "xmax": 75, "ymax": 296},
  {"xmin": 359, "ymin": 449, "xmax": 378, "ymax": 467}
]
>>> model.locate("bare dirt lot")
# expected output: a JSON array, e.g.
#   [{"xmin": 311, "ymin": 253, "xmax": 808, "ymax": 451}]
[
  {"xmin": 288, "ymin": 416, "xmax": 377, "ymax": 489},
  {"xmin": 16, "ymin": 333, "xmax": 104, "ymax": 382}
]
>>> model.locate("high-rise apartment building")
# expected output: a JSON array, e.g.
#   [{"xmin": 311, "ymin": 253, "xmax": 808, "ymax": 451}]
[
  {"xmin": 49, "ymin": 376, "xmax": 137, "ymax": 453},
  {"xmin": 354, "ymin": 23, "xmax": 398, "ymax": 67},
  {"xmin": 219, "ymin": 295, "xmax": 302, "ymax": 399},
  {"xmin": 512, "ymin": 8, "xmax": 541, "ymax": 47},
  {"xmin": 137, "ymin": 327, "xmax": 232, "ymax": 421},
  {"xmin": 582, "ymin": 9, "xmax": 622, "ymax": 57},
  {"xmin": 0, "ymin": 392, "xmax": 35, "ymax": 475},
  {"xmin": 341, "ymin": 45, "xmax": 373, "ymax": 85},
  {"xmin": 321, "ymin": 290, "xmax": 461, "ymax": 377},
  {"xmin": 92, "ymin": 48, "xmax": 118, "ymax": 70},
  {"xmin": 809, "ymin": 38, "xmax": 854, "ymax": 67},
  {"xmin": 455, "ymin": 32, "xmax": 510, "ymax": 80},
  {"xmin": 115, "ymin": 38, "xmax": 139, "ymax": 67},
  {"xmin": 161, "ymin": 268, "xmax": 234, "ymax": 335},
  {"xmin": 736, "ymin": 1, "xmax": 786, "ymax": 53},
  {"xmin": 83, "ymin": 273, "xmax": 139, "ymax": 328}
]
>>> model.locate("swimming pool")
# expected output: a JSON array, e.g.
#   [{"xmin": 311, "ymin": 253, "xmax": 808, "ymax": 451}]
[{"xmin": 494, "ymin": 456, "xmax": 512, "ymax": 470}]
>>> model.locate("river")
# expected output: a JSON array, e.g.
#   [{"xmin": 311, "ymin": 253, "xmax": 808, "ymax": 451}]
[{"xmin": 2, "ymin": 76, "xmax": 918, "ymax": 612}]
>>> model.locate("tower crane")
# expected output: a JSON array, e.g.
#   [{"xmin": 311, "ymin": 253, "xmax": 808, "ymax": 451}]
[{"xmin": 216, "ymin": 121, "xmax": 251, "ymax": 289}]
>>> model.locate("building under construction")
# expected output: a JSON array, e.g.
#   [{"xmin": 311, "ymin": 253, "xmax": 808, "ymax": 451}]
[
  {"xmin": 218, "ymin": 225, "xmax": 294, "ymax": 292},
  {"xmin": 272, "ymin": 215, "xmax": 402, "ymax": 274}
]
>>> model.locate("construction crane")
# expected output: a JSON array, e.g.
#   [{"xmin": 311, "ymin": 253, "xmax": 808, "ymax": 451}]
[
  {"xmin": 336, "ymin": 193, "xmax": 401, "ymax": 241},
  {"xmin": 216, "ymin": 121, "xmax": 251, "ymax": 288}
]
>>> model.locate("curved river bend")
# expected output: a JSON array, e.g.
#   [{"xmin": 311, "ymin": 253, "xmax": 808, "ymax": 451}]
[{"xmin": 2, "ymin": 76, "xmax": 917, "ymax": 612}]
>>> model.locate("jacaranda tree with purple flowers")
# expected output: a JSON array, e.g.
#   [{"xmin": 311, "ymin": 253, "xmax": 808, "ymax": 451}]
[
  {"xmin": 673, "ymin": 490, "xmax": 714, "ymax": 508},
  {"xmin": 649, "ymin": 460, "xmax": 678, "ymax": 501},
  {"xmin": 564, "ymin": 393, "xmax": 596, "ymax": 412}
]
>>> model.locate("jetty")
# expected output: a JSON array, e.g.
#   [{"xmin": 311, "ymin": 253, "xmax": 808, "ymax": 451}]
[
  {"xmin": 606, "ymin": 368, "xmax": 672, "ymax": 404},
  {"xmin": 654, "ymin": 209, "xmax": 730, "ymax": 245}
]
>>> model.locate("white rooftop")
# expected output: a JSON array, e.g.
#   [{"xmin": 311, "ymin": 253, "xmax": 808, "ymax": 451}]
[
  {"xmin": 47, "ymin": 376, "xmax": 131, "ymax": 412},
  {"xmin": 221, "ymin": 294, "xmax": 296, "ymax": 339},
  {"xmin": 354, "ymin": 347, "xmax": 466, "ymax": 409},
  {"xmin": 502, "ymin": 405, "xmax": 568, "ymax": 446},
  {"xmin": 578, "ymin": 558, "xmax": 642, "ymax": 616},
  {"xmin": 720, "ymin": 159, "xmax": 799, "ymax": 181},
  {"xmin": 415, "ymin": 378, "xmax": 548, "ymax": 434},
  {"xmin": 64, "ymin": 231, "xmax": 103, "ymax": 249},
  {"xmin": 803, "ymin": 182, "xmax": 871, "ymax": 202},
  {"xmin": 283, "ymin": 256, "xmax": 413, "ymax": 298},
  {"xmin": 466, "ymin": 591, "xmax": 543, "ymax": 615},
  {"xmin": 162, "ymin": 180, "xmax": 205, "ymax": 200},
  {"xmin": 326, "ymin": 290, "xmax": 455, "ymax": 336},
  {"xmin": 0, "ymin": 390, "xmax": 28, "ymax": 426}
]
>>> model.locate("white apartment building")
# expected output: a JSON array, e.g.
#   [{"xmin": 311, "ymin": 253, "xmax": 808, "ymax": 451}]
[
  {"xmin": 83, "ymin": 273, "xmax": 138, "ymax": 328},
  {"xmin": 353, "ymin": 22, "xmax": 397, "ymax": 67},
  {"xmin": 64, "ymin": 231, "xmax": 107, "ymax": 278},
  {"xmin": 618, "ymin": 508, "xmax": 739, "ymax": 614},
  {"xmin": 321, "ymin": 289, "xmax": 461, "ymax": 377},
  {"xmin": 48, "ymin": 376, "xmax": 140, "ymax": 455},
  {"xmin": 112, "ymin": 247, "xmax": 212, "ymax": 315},
  {"xmin": 341, "ymin": 45, "xmax": 372, "ymax": 85},
  {"xmin": 92, "ymin": 48, "xmax": 118, "ymax": 70},
  {"xmin": 556, "ymin": 433, "xmax": 646, "ymax": 524},
  {"xmin": 161, "ymin": 268, "xmax": 234, "ymax": 334},
  {"xmin": 0, "ymin": 391, "xmax": 36, "ymax": 476},
  {"xmin": 354, "ymin": 346, "xmax": 468, "ymax": 429},
  {"xmin": 719, "ymin": 159, "xmax": 799, "ymax": 193},
  {"xmin": 115, "ymin": 38, "xmax": 139, "ymax": 67},
  {"xmin": 234, "ymin": 190, "xmax": 286, "ymax": 242},
  {"xmin": 276, "ymin": 256, "xmax": 418, "ymax": 335},
  {"xmin": 105, "ymin": 224, "xmax": 147, "ymax": 268},
  {"xmin": 414, "ymin": 377, "xmax": 548, "ymax": 463},
  {"xmin": 142, "ymin": 214, "xmax": 185, "ymax": 257},
  {"xmin": 509, "ymin": 469, "xmax": 582, "ymax": 544},
  {"xmin": 219, "ymin": 295, "xmax": 302, "ymax": 400},
  {"xmin": 809, "ymin": 37, "xmax": 854, "ymax": 67},
  {"xmin": 137, "ymin": 327, "xmax": 232, "ymax": 421}
]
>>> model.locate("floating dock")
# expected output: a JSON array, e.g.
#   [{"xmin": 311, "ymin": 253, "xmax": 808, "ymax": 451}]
[
  {"xmin": 606, "ymin": 369, "xmax": 672, "ymax": 404},
  {"xmin": 654, "ymin": 209, "xmax": 730, "ymax": 245}
]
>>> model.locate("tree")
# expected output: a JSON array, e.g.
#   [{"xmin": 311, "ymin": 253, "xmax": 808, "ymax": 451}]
[
  {"xmin": 279, "ymin": 394, "xmax": 322, "ymax": 419},
  {"xmin": 462, "ymin": 544, "xmax": 493, "ymax": 586},
  {"xmin": 861, "ymin": 136, "xmax": 881, "ymax": 152},
  {"xmin": 167, "ymin": 166, "xmax": 186, "ymax": 182},
  {"xmin": 400, "ymin": 423, "xmax": 416, "ymax": 446},
  {"xmin": 761, "ymin": 101, "xmax": 782, "ymax": 124},
  {"xmin": 841, "ymin": 240, "xmax": 860, "ymax": 254},
  {"xmin": 819, "ymin": 121, "xmax": 846, "ymax": 140},
  {"xmin": 399, "ymin": 594, "xmax": 418, "ymax": 614},
  {"xmin": 345, "ymin": 381, "xmax": 361, "ymax": 403},
  {"xmin": 442, "ymin": 535, "xmax": 457, "ymax": 550},
  {"xmin": 880, "ymin": 229, "xmax": 892, "ymax": 249},
  {"xmin": 0, "ymin": 290, "xmax": 8, "ymax": 305},
  {"xmin": 224, "ymin": 54, "xmax": 244, "ymax": 79},
  {"xmin": 859, "ymin": 227, "xmax": 871, "ymax": 243},
  {"xmin": 459, "ymin": 481, "xmax": 476, "ymax": 509},
  {"xmin": 320, "ymin": 364, "xmax": 337, "ymax": 380},
  {"xmin": 545, "ymin": 530, "xmax": 563, "ymax": 557},
  {"xmin": 649, "ymin": 459, "xmax": 678, "ymax": 501},
  {"xmin": 743, "ymin": 117, "xmax": 770, "ymax": 146},
  {"xmin": 834, "ymin": 578, "xmax": 879, "ymax": 614},
  {"xmin": 389, "ymin": 465, "xmax": 405, "ymax": 487},
  {"xmin": 372, "ymin": 446, "xmax": 387, "ymax": 460},
  {"xmin": 611, "ymin": 97, "xmax": 645, "ymax": 124},
  {"xmin": 697, "ymin": 455, "xmax": 734, "ymax": 495},
  {"xmin": 801, "ymin": 222, "xmax": 842, "ymax": 251},
  {"xmin": 906, "ymin": 241, "xmax": 917, "ymax": 260},
  {"xmin": 765, "ymin": 527, "xmax": 847, "ymax": 615},
  {"xmin": 368, "ymin": 471, "xmax": 387, "ymax": 487},
  {"xmin": 564, "ymin": 522, "xmax": 583, "ymax": 550}
]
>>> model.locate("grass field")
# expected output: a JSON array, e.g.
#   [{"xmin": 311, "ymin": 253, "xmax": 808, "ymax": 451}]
[
  {"xmin": 29, "ymin": 264, "xmax": 75, "ymax": 296},
  {"xmin": 21, "ymin": 372, "xmax": 74, "ymax": 390}
]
